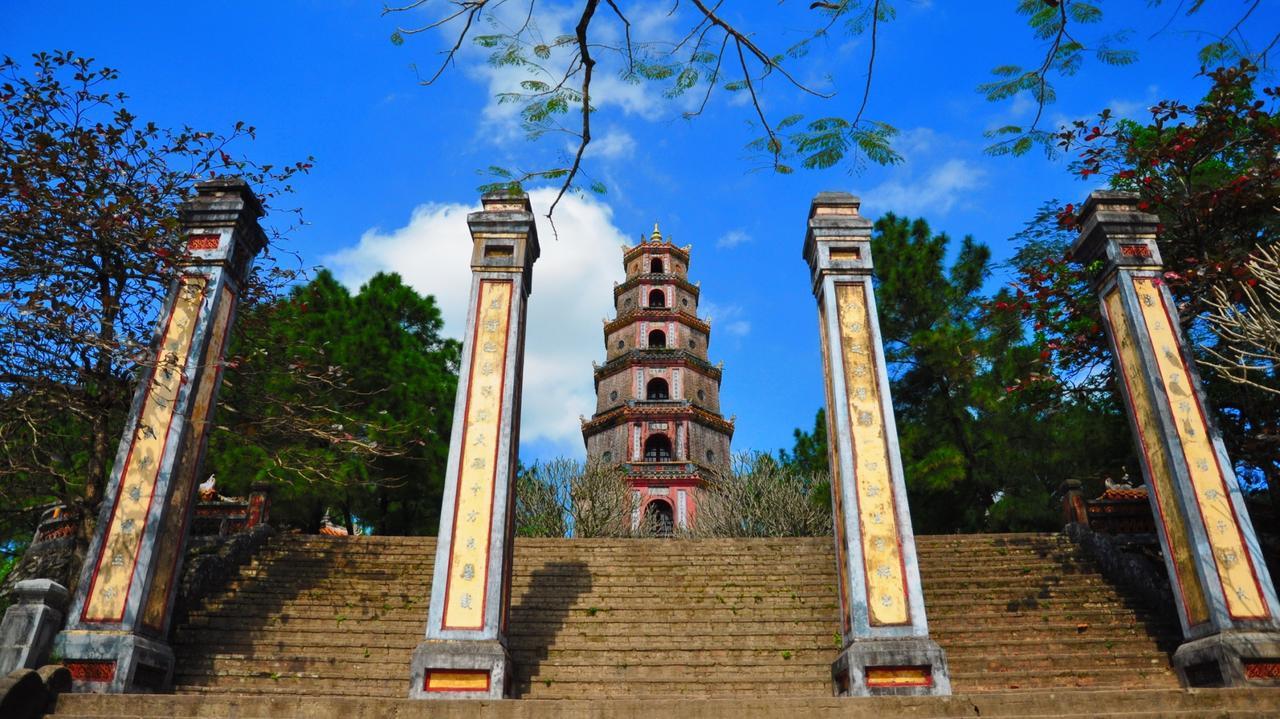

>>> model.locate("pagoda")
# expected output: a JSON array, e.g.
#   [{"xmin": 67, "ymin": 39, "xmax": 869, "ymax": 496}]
[{"xmin": 582, "ymin": 224, "xmax": 734, "ymax": 534}]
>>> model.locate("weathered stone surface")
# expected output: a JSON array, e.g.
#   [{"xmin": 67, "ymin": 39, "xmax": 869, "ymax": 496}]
[
  {"xmin": 0, "ymin": 580, "xmax": 69, "ymax": 674},
  {"xmin": 158, "ymin": 533, "xmax": 1186, "ymax": 701}
]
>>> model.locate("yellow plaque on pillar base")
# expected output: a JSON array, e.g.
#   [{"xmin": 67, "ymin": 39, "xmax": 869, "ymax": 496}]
[
  {"xmin": 441, "ymin": 279, "xmax": 513, "ymax": 630},
  {"xmin": 835, "ymin": 282, "xmax": 909, "ymax": 627},
  {"xmin": 424, "ymin": 669, "xmax": 490, "ymax": 693},
  {"xmin": 866, "ymin": 665, "xmax": 932, "ymax": 688}
]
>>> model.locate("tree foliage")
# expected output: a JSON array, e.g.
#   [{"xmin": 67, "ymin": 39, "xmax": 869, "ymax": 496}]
[
  {"xmin": 692, "ymin": 453, "xmax": 830, "ymax": 538},
  {"xmin": 205, "ymin": 270, "xmax": 460, "ymax": 535},
  {"xmin": 384, "ymin": 1, "xmax": 1274, "ymax": 214},
  {"xmin": 1010, "ymin": 60, "xmax": 1280, "ymax": 502},
  {"xmin": 515, "ymin": 457, "xmax": 636, "ymax": 538},
  {"xmin": 0, "ymin": 51, "xmax": 310, "ymax": 546}
]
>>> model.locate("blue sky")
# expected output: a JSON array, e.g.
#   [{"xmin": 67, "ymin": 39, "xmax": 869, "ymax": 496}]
[{"xmin": 6, "ymin": 1, "xmax": 1277, "ymax": 463}]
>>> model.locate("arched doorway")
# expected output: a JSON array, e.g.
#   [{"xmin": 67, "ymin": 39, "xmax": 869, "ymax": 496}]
[
  {"xmin": 648, "ymin": 289, "xmax": 666, "ymax": 307},
  {"xmin": 645, "ymin": 499, "xmax": 674, "ymax": 537},
  {"xmin": 644, "ymin": 434, "xmax": 672, "ymax": 461},
  {"xmin": 648, "ymin": 329, "xmax": 666, "ymax": 348},
  {"xmin": 646, "ymin": 377, "xmax": 670, "ymax": 400},
  {"xmin": 650, "ymin": 258, "xmax": 664, "ymax": 273}
]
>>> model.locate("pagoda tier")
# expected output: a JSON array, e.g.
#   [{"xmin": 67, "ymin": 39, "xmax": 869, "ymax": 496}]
[{"xmin": 582, "ymin": 224, "xmax": 734, "ymax": 534}]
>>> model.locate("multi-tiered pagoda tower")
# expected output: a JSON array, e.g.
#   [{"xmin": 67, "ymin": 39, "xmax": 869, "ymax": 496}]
[{"xmin": 582, "ymin": 225, "xmax": 734, "ymax": 534}]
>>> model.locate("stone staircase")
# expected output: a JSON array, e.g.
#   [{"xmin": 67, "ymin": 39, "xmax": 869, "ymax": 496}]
[{"xmin": 46, "ymin": 532, "xmax": 1280, "ymax": 717}]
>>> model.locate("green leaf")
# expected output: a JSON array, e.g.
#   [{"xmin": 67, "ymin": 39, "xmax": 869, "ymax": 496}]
[
  {"xmin": 533, "ymin": 44, "xmax": 551, "ymax": 60},
  {"xmin": 389, "ymin": 32, "xmax": 404, "ymax": 47}
]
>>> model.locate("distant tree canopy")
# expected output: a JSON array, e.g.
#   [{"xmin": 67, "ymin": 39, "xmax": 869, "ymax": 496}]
[{"xmin": 206, "ymin": 270, "xmax": 460, "ymax": 536}]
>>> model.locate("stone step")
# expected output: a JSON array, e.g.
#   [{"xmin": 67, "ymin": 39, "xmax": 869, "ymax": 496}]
[
  {"xmin": 48, "ymin": 688, "xmax": 1280, "ymax": 719},
  {"xmin": 173, "ymin": 632, "xmax": 1168, "ymax": 658},
  {"xmin": 161, "ymin": 532, "xmax": 1187, "ymax": 701}
]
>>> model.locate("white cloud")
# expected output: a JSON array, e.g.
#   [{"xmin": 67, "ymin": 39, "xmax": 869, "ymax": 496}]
[
  {"xmin": 582, "ymin": 128, "xmax": 636, "ymax": 161},
  {"xmin": 862, "ymin": 158, "xmax": 986, "ymax": 217},
  {"xmin": 716, "ymin": 229, "xmax": 752, "ymax": 249},
  {"xmin": 325, "ymin": 188, "xmax": 628, "ymax": 452},
  {"xmin": 701, "ymin": 300, "xmax": 751, "ymax": 340}
]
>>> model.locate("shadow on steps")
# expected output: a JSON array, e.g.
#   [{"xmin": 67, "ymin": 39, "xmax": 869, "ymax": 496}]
[{"xmin": 508, "ymin": 560, "xmax": 591, "ymax": 698}]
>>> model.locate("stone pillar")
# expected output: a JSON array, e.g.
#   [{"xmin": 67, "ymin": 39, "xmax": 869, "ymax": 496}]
[
  {"xmin": 802, "ymin": 192, "xmax": 950, "ymax": 696},
  {"xmin": 1074, "ymin": 191, "xmax": 1280, "ymax": 687},
  {"xmin": 409, "ymin": 193, "xmax": 540, "ymax": 700},
  {"xmin": 54, "ymin": 178, "xmax": 267, "ymax": 693},
  {"xmin": 0, "ymin": 581, "xmax": 70, "ymax": 674}
]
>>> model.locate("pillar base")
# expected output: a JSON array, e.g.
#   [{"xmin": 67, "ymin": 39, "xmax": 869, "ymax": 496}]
[
  {"xmin": 0, "ymin": 580, "xmax": 69, "ymax": 675},
  {"xmin": 831, "ymin": 637, "xmax": 951, "ymax": 697},
  {"xmin": 1173, "ymin": 631, "xmax": 1280, "ymax": 687},
  {"xmin": 52, "ymin": 630, "xmax": 173, "ymax": 693},
  {"xmin": 408, "ymin": 639, "xmax": 510, "ymax": 700}
]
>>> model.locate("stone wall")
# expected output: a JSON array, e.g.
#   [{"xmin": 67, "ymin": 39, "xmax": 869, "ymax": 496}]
[
  {"xmin": 684, "ymin": 370, "xmax": 722, "ymax": 413},
  {"xmin": 585, "ymin": 424, "xmax": 628, "ymax": 465},
  {"xmin": 688, "ymin": 422, "xmax": 732, "ymax": 472}
]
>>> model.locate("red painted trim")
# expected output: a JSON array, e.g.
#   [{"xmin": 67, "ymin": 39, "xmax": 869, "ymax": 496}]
[
  {"xmin": 66, "ymin": 659, "xmax": 116, "ymax": 683},
  {"xmin": 1143, "ymin": 278, "xmax": 1271, "ymax": 621},
  {"xmin": 81, "ymin": 275, "xmax": 208, "ymax": 625},
  {"xmin": 441, "ymin": 279, "xmax": 513, "ymax": 631},
  {"xmin": 186, "ymin": 234, "xmax": 220, "ymax": 251},
  {"xmin": 1103, "ymin": 280, "xmax": 1202, "ymax": 629}
]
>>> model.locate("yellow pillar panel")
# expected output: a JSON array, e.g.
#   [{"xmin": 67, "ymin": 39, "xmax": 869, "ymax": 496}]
[
  {"xmin": 141, "ymin": 283, "xmax": 235, "ymax": 631},
  {"xmin": 1131, "ymin": 278, "xmax": 1268, "ymax": 620},
  {"xmin": 835, "ymin": 283, "xmax": 909, "ymax": 627},
  {"xmin": 83, "ymin": 275, "xmax": 208, "ymax": 622},
  {"xmin": 442, "ymin": 279, "xmax": 513, "ymax": 630},
  {"xmin": 1105, "ymin": 288, "xmax": 1210, "ymax": 627}
]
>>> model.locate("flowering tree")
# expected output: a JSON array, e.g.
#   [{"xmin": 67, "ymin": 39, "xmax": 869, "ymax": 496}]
[{"xmin": 1003, "ymin": 60, "xmax": 1280, "ymax": 501}]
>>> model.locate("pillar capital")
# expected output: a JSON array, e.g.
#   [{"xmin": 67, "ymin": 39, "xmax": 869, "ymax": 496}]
[
  {"xmin": 1071, "ymin": 191, "xmax": 1163, "ymax": 278},
  {"xmin": 467, "ymin": 192, "xmax": 541, "ymax": 293},
  {"xmin": 803, "ymin": 192, "xmax": 874, "ymax": 296},
  {"xmin": 177, "ymin": 177, "xmax": 268, "ymax": 284}
]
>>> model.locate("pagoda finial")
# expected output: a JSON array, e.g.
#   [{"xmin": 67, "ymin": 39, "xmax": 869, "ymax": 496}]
[{"xmin": 651, "ymin": 222, "xmax": 662, "ymax": 243}]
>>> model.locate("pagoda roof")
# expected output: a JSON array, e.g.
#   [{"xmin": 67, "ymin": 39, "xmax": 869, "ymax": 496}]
[
  {"xmin": 604, "ymin": 307, "xmax": 710, "ymax": 336},
  {"xmin": 621, "ymin": 222, "xmax": 691, "ymax": 263},
  {"xmin": 614, "ymin": 273, "xmax": 700, "ymax": 299},
  {"xmin": 581, "ymin": 400, "xmax": 735, "ymax": 437},
  {"xmin": 592, "ymin": 349, "xmax": 723, "ymax": 384}
]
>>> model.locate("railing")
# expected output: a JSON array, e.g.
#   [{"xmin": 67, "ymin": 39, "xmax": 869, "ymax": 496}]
[
  {"xmin": 30, "ymin": 483, "xmax": 270, "ymax": 547},
  {"xmin": 1061, "ymin": 480, "xmax": 1156, "ymax": 535},
  {"xmin": 625, "ymin": 461, "xmax": 707, "ymax": 479}
]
